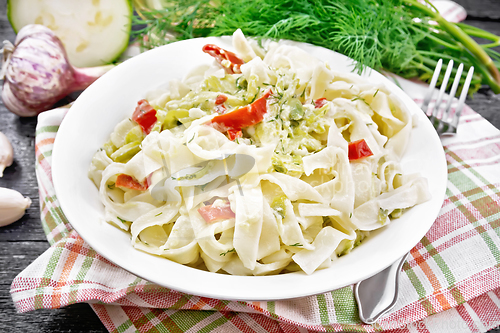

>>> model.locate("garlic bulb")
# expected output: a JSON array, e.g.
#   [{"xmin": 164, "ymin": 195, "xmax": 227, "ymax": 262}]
[
  {"xmin": 1, "ymin": 24, "xmax": 114, "ymax": 117},
  {"xmin": 0, "ymin": 187, "xmax": 31, "ymax": 227},
  {"xmin": 0, "ymin": 131, "xmax": 13, "ymax": 177}
]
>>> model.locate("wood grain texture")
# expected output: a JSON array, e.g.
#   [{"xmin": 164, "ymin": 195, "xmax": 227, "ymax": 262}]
[
  {"xmin": 0, "ymin": 0, "xmax": 499, "ymax": 332},
  {"xmin": 0, "ymin": 0, "xmax": 106, "ymax": 330},
  {"xmin": 454, "ymin": 0, "xmax": 500, "ymax": 19}
]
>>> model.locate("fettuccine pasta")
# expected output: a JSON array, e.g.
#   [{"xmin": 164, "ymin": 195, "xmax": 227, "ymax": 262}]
[{"xmin": 89, "ymin": 30, "xmax": 430, "ymax": 275}]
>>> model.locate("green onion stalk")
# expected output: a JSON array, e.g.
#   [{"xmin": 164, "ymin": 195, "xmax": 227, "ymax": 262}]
[
  {"xmin": 131, "ymin": 0, "xmax": 500, "ymax": 95},
  {"xmin": 404, "ymin": 0, "xmax": 500, "ymax": 93}
]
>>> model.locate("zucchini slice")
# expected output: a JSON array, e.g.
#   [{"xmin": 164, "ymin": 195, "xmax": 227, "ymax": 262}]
[{"xmin": 7, "ymin": 0, "xmax": 133, "ymax": 67}]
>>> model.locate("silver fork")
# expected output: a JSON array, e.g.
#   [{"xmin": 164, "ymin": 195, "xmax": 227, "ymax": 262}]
[
  {"xmin": 354, "ymin": 60, "xmax": 475, "ymax": 325},
  {"xmin": 421, "ymin": 59, "xmax": 475, "ymax": 135}
]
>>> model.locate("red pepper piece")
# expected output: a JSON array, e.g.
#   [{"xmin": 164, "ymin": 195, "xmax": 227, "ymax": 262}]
[
  {"xmin": 202, "ymin": 44, "xmax": 245, "ymax": 74},
  {"xmin": 227, "ymin": 128, "xmax": 243, "ymax": 141},
  {"xmin": 348, "ymin": 139, "xmax": 374, "ymax": 160},
  {"xmin": 215, "ymin": 94, "xmax": 228, "ymax": 114},
  {"xmin": 314, "ymin": 98, "xmax": 327, "ymax": 109},
  {"xmin": 215, "ymin": 94, "xmax": 228, "ymax": 105},
  {"xmin": 115, "ymin": 174, "xmax": 149, "ymax": 191},
  {"xmin": 132, "ymin": 99, "xmax": 157, "ymax": 134},
  {"xmin": 215, "ymin": 104, "xmax": 227, "ymax": 114},
  {"xmin": 198, "ymin": 201, "xmax": 235, "ymax": 223},
  {"xmin": 211, "ymin": 89, "xmax": 272, "ymax": 135}
]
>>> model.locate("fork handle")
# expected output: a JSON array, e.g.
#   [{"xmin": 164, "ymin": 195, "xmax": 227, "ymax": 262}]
[{"xmin": 354, "ymin": 253, "xmax": 409, "ymax": 324}]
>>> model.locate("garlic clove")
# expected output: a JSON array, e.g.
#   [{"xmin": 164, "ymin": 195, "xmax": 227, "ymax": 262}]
[
  {"xmin": 0, "ymin": 187, "xmax": 31, "ymax": 227},
  {"xmin": 0, "ymin": 131, "xmax": 14, "ymax": 177}
]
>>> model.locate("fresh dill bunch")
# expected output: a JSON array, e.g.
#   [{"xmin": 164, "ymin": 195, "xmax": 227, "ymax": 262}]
[
  {"xmin": 133, "ymin": 0, "xmax": 222, "ymax": 48},
  {"xmin": 132, "ymin": 0, "xmax": 500, "ymax": 94},
  {"xmin": 315, "ymin": 0, "xmax": 424, "ymax": 74},
  {"xmin": 211, "ymin": 0, "xmax": 422, "ymax": 74},
  {"xmin": 136, "ymin": 0, "xmax": 424, "ymax": 74}
]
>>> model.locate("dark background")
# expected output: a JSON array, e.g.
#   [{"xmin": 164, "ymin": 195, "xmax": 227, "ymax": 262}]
[{"xmin": 0, "ymin": 0, "xmax": 499, "ymax": 331}]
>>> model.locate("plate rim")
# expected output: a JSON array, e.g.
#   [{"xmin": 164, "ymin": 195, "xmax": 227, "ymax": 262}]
[{"xmin": 52, "ymin": 36, "xmax": 448, "ymax": 301}]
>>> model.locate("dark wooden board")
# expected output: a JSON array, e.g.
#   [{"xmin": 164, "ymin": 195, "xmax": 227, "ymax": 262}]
[
  {"xmin": 0, "ymin": 0, "xmax": 107, "ymax": 330},
  {"xmin": 455, "ymin": 0, "xmax": 500, "ymax": 19},
  {"xmin": 0, "ymin": 0, "xmax": 499, "ymax": 331}
]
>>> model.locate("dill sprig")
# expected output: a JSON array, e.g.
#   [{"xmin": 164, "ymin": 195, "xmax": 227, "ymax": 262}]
[{"xmin": 132, "ymin": 0, "xmax": 500, "ymax": 94}]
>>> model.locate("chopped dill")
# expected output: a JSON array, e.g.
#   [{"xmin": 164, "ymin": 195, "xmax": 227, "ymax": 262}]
[
  {"xmin": 351, "ymin": 96, "xmax": 370, "ymax": 106},
  {"xmin": 220, "ymin": 248, "xmax": 236, "ymax": 256},
  {"xmin": 249, "ymin": 91, "xmax": 260, "ymax": 104},
  {"xmin": 117, "ymin": 217, "xmax": 129, "ymax": 223}
]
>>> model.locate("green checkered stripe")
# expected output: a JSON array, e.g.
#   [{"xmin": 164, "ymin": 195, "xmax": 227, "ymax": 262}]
[{"xmin": 34, "ymin": 110, "xmax": 73, "ymax": 245}]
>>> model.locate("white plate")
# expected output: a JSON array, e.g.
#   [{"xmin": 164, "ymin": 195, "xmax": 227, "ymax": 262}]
[{"xmin": 52, "ymin": 37, "xmax": 447, "ymax": 301}]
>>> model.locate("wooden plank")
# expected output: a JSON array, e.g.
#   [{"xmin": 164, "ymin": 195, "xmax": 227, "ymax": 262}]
[
  {"xmin": 454, "ymin": 0, "xmax": 500, "ymax": 19},
  {"xmin": 460, "ymin": 19, "xmax": 500, "ymax": 130},
  {"xmin": 0, "ymin": 104, "xmax": 48, "ymax": 242},
  {"xmin": 0, "ymin": 301, "xmax": 107, "ymax": 332},
  {"xmin": 465, "ymin": 88, "xmax": 500, "ymax": 130},
  {"xmin": 0, "ymin": 2, "xmax": 105, "ymax": 330},
  {"xmin": 0, "ymin": 0, "xmax": 47, "ymax": 243}
]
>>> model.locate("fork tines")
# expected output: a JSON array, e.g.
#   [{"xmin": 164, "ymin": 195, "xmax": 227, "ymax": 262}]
[{"xmin": 421, "ymin": 59, "xmax": 475, "ymax": 135}]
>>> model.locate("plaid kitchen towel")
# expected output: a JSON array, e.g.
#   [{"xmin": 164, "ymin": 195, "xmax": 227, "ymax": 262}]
[{"xmin": 9, "ymin": 78, "xmax": 500, "ymax": 333}]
